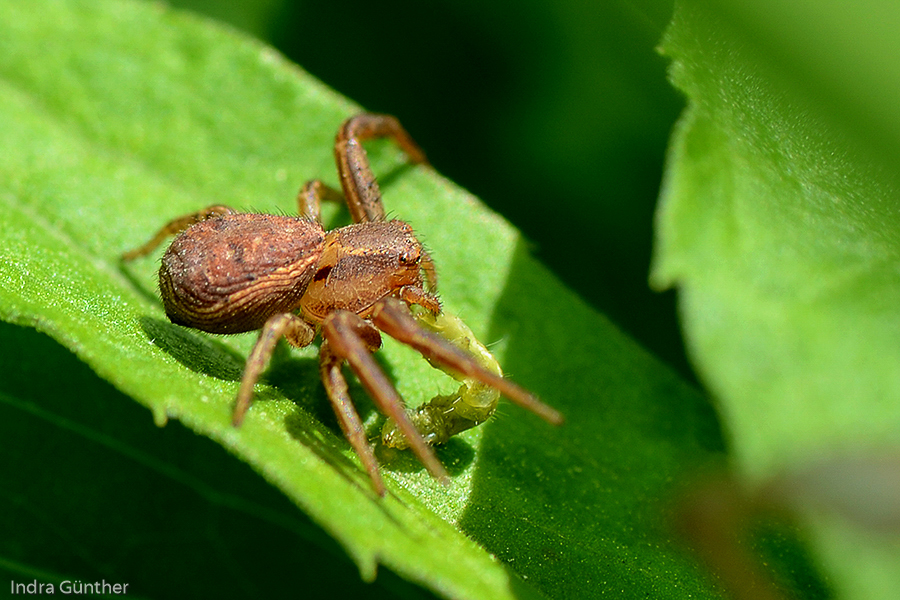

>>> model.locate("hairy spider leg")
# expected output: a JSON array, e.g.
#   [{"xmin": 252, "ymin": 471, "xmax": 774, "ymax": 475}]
[
  {"xmin": 319, "ymin": 335, "xmax": 386, "ymax": 495},
  {"xmin": 121, "ymin": 205, "xmax": 235, "ymax": 260},
  {"xmin": 232, "ymin": 312, "xmax": 316, "ymax": 427},
  {"xmin": 336, "ymin": 113, "xmax": 428, "ymax": 223},
  {"xmin": 296, "ymin": 180, "xmax": 344, "ymax": 223},
  {"xmin": 322, "ymin": 310, "xmax": 450, "ymax": 487}
]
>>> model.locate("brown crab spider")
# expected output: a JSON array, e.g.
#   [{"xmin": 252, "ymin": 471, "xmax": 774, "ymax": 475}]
[{"xmin": 123, "ymin": 113, "xmax": 563, "ymax": 495}]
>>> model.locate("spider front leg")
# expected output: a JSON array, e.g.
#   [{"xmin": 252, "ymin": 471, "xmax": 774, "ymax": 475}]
[
  {"xmin": 371, "ymin": 298, "xmax": 564, "ymax": 426},
  {"xmin": 382, "ymin": 309, "xmax": 504, "ymax": 449},
  {"xmin": 322, "ymin": 310, "xmax": 449, "ymax": 492}
]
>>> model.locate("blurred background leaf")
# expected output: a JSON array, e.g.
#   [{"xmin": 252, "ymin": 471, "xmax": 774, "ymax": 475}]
[{"xmin": 653, "ymin": 2, "xmax": 900, "ymax": 599}]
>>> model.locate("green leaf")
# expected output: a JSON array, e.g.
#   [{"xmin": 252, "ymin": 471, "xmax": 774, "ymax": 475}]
[
  {"xmin": 654, "ymin": 2, "xmax": 900, "ymax": 597},
  {"xmin": 0, "ymin": 1, "xmax": 728, "ymax": 598}
]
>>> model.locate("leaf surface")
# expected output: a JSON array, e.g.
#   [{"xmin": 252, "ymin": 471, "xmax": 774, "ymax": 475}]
[
  {"xmin": 654, "ymin": 2, "xmax": 900, "ymax": 597},
  {"xmin": 0, "ymin": 1, "xmax": 726, "ymax": 598}
]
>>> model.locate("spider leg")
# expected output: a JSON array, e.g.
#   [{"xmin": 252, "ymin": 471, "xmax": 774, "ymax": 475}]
[
  {"xmin": 419, "ymin": 250, "xmax": 438, "ymax": 292},
  {"xmin": 296, "ymin": 180, "xmax": 345, "ymax": 223},
  {"xmin": 334, "ymin": 113, "xmax": 429, "ymax": 224},
  {"xmin": 121, "ymin": 205, "xmax": 235, "ymax": 261},
  {"xmin": 371, "ymin": 298, "xmax": 564, "ymax": 426},
  {"xmin": 320, "ymin": 338, "xmax": 386, "ymax": 496},
  {"xmin": 232, "ymin": 312, "xmax": 316, "ymax": 427},
  {"xmin": 398, "ymin": 285, "xmax": 442, "ymax": 315},
  {"xmin": 382, "ymin": 309, "xmax": 503, "ymax": 449},
  {"xmin": 322, "ymin": 310, "xmax": 450, "ymax": 486}
]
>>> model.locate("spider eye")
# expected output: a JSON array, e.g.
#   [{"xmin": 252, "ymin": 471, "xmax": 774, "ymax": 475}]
[{"xmin": 399, "ymin": 248, "xmax": 420, "ymax": 265}]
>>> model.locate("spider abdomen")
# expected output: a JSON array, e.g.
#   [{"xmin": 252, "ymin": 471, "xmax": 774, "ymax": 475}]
[{"xmin": 159, "ymin": 213, "xmax": 324, "ymax": 333}]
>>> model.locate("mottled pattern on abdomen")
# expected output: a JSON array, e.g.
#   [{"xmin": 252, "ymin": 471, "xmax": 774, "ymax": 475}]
[{"xmin": 159, "ymin": 213, "xmax": 325, "ymax": 333}]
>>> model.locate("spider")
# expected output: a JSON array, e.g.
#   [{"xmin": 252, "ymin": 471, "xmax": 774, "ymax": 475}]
[{"xmin": 123, "ymin": 113, "xmax": 563, "ymax": 495}]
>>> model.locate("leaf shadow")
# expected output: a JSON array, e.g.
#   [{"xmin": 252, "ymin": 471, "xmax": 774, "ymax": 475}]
[
  {"xmin": 137, "ymin": 313, "xmax": 407, "ymax": 489},
  {"xmin": 312, "ymin": 161, "xmax": 418, "ymax": 227},
  {"xmin": 377, "ymin": 162, "xmax": 416, "ymax": 191},
  {"xmin": 270, "ymin": 348, "xmax": 403, "ymax": 493},
  {"xmin": 139, "ymin": 316, "xmax": 245, "ymax": 382},
  {"xmin": 138, "ymin": 316, "xmax": 327, "ymax": 419},
  {"xmin": 376, "ymin": 436, "xmax": 476, "ymax": 478},
  {"xmin": 118, "ymin": 259, "xmax": 164, "ymax": 307},
  {"xmin": 276, "ymin": 344, "xmax": 477, "ymax": 482},
  {"xmin": 264, "ymin": 346, "xmax": 352, "ymax": 426}
]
